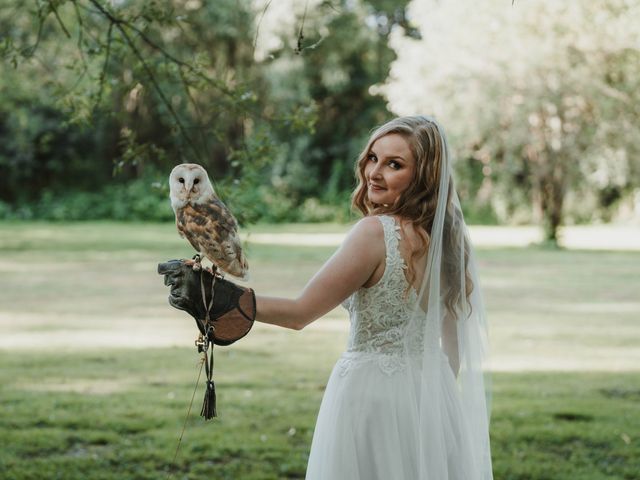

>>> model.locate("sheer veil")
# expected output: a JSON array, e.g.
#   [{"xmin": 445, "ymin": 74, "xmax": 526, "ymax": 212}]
[{"xmin": 402, "ymin": 116, "xmax": 493, "ymax": 479}]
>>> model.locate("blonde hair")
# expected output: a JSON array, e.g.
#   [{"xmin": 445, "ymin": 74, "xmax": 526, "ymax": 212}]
[{"xmin": 351, "ymin": 116, "xmax": 473, "ymax": 311}]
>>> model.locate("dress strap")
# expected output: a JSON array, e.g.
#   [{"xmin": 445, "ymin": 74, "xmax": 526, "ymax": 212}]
[
  {"xmin": 376, "ymin": 215, "xmax": 406, "ymax": 283},
  {"xmin": 377, "ymin": 215, "xmax": 400, "ymax": 251}
]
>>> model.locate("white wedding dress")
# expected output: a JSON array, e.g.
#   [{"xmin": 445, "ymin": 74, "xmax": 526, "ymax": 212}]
[{"xmin": 305, "ymin": 215, "xmax": 480, "ymax": 480}]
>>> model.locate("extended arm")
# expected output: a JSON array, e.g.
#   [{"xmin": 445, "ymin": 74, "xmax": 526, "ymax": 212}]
[{"xmin": 256, "ymin": 216, "xmax": 385, "ymax": 330}]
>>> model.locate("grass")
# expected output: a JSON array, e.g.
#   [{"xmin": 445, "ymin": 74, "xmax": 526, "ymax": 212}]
[{"xmin": 1, "ymin": 221, "xmax": 639, "ymax": 479}]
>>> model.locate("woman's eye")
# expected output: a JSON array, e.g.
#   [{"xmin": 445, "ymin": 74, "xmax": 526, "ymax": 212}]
[
  {"xmin": 367, "ymin": 154, "xmax": 377, "ymax": 162},
  {"xmin": 179, "ymin": 177, "xmax": 185, "ymax": 183},
  {"xmin": 389, "ymin": 160, "xmax": 401, "ymax": 170},
  {"xmin": 194, "ymin": 178, "xmax": 200, "ymax": 185}
]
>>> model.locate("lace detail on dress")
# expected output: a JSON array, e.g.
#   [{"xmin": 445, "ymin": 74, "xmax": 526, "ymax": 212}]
[{"xmin": 340, "ymin": 215, "xmax": 424, "ymax": 376}]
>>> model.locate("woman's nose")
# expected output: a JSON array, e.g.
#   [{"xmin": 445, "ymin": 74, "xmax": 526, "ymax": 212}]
[{"xmin": 369, "ymin": 163, "xmax": 382, "ymax": 179}]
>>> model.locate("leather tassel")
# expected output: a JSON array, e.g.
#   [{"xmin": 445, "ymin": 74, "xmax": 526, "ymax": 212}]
[{"xmin": 201, "ymin": 379, "xmax": 217, "ymax": 420}]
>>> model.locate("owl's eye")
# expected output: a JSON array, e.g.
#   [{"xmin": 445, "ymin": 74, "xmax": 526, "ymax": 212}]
[
  {"xmin": 179, "ymin": 177, "xmax": 185, "ymax": 184},
  {"xmin": 194, "ymin": 178, "xmax": 200, "ymax": 185}
]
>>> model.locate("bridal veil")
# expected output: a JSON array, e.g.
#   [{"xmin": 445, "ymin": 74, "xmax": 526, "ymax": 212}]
[{"xmin": 402, "ymin": 115, "xmax": 493, "ymax": 479}]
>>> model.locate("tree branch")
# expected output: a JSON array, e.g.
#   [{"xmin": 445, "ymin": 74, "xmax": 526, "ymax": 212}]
[
  {"xmin": 94, "ymin": 19, "xmax": 113, "ymax": 110},
  {"xmin": 49, "ymin": 1, "xmax": 72, "ymax": 39},
  {"xmin": 87, "ymin": 0, "xmax": 202, "ymax": 162},
  {"xmin": 253, "ymin": 0, "xmax": 273, "ymax": 53},
  {"xmin": 20, "ymin": 2, "xmax": 47, "ymax": 57}
]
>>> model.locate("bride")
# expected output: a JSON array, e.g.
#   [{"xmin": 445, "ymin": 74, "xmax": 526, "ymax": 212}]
[{"xmin": 257, "ymin": 116, "xmax": 494, "ymax": 479}]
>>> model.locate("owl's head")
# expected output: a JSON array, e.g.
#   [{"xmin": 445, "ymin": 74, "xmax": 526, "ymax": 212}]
[{"xmin": 169, "ymin": 163, "xmax": 216, "ymax": 210}]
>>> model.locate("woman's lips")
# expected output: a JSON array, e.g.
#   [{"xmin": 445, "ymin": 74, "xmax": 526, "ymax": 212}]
[{"xmin": 369, "ymin": 184, "xmax": 386, "ymax": 191}]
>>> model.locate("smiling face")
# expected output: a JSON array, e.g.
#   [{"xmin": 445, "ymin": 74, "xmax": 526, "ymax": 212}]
[{"xmin": 364, "ymin": 133, "xmax": 416, "ymax": 206}]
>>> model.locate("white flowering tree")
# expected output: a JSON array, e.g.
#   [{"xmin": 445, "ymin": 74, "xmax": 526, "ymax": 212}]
[{"xmin": 381, "ymin": 0, "xmax": 640, "ymax": 242}]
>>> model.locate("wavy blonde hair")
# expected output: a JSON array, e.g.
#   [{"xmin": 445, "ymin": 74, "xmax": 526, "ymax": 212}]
[{"xmin": 351, "ymin": 116, "xmax": 473, "ymax": 314}]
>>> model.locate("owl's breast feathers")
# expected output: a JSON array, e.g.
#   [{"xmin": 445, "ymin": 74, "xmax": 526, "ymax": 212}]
[{"xmin": 176, "ymin": 199, "xmax": 249, "ymax": 279}]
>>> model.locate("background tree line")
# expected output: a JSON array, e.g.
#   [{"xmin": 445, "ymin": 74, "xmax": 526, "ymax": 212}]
[
  {"xmin": 1, "ymin": 0, "xmax": 638, "ymax": 242},
  {"xmin": 0, "ymin": 0, "xmax": 415, "ymax": 224}
]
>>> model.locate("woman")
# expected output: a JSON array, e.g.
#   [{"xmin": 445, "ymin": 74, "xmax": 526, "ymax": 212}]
[
  {"xmin": 257, "ymin": 116, "xmax": 493, "ymax": 479},
  {"xmin": 160, "ymin": 115, "xmax": 493, "ymax": 479}
]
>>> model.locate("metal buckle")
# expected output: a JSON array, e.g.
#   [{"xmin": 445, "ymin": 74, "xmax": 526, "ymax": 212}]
[{"xmin": 195, "ymin": 333, "xmax": 206, "ymax": 353}]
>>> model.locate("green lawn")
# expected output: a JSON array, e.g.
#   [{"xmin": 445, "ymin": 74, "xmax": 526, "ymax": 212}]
[{"xmin": 0, "ymin": 221, "xmax": 639, "ymax": 479}]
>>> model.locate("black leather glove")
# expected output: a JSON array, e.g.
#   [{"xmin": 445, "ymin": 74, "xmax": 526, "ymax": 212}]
[{"xmin": 158, "ymin": 259, "xmax": 255, "ymax": 346}]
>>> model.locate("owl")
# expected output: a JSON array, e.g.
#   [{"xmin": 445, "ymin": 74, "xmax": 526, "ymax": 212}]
[{"xmin": 169, "ymin": 163, "xmax": 249, "ymax": 280}]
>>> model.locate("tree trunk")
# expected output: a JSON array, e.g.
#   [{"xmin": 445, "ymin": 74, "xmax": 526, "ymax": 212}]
[{"xmin": 538, "ymin": 159, "xmax": 566, "ymax": 245}]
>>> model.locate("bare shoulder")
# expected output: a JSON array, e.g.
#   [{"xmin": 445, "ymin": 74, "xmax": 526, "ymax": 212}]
[
  {"xmin": 342, "ymin": 216, "xmax": 385, "ymax": 256},
  {"xmin": 349, "ymin": 216, "xmax": 384, "ymax": 240}
]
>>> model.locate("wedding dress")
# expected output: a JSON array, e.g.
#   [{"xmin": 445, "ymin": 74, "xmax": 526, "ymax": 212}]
[
  {"xmin": 306, "ymin": 116, "xmax": 492, "ymax": 480},
  {"xmin": 305, "ymin": 215, "xmax": 490, "ymax": 480}
]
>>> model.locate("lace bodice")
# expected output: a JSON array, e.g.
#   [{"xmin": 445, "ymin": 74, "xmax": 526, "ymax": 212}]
[{"xmin": 339, "ymin": 215, "xmax": 424, "ymax": 375}]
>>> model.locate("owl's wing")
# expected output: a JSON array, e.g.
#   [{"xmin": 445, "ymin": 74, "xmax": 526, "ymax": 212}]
[
  {"xmin": 202, "ymin": 198, "xmax": 239, "ymax": 235},
  {"xmin": 186, "ymin": 199, "xmax": 249, "ymax": 279}
]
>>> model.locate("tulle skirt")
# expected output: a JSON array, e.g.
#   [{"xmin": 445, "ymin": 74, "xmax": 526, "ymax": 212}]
[{"xmin": 305, "ymin": 351, "xmax": 478, "ymax": 480}]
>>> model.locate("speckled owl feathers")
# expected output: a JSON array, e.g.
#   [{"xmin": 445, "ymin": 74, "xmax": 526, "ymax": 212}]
[{"xmin": 169, "ymin": 163, "xmax": 249, "ymax": 280}]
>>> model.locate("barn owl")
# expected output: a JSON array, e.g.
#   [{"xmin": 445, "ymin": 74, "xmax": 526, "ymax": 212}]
[{"xmin": 169, "ymin": 163, "xmax": 249, "ymax": 280}]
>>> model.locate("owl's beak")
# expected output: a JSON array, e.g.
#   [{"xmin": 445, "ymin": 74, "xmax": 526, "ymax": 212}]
[{"xmin": 184, "ymin": 184, "xmax": 198, "ymax": 199}]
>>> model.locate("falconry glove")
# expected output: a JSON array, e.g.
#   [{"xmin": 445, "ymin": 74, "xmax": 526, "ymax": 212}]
[
  {"xmin": 158, "ymin": 258, "xmax": 255, "ymax": 344},
  {"xmin": 158, "ymin": 258, "xmax": 256, "ymax": 418}
]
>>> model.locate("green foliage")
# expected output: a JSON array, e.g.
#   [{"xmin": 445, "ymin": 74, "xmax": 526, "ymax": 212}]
[
  {"xmin": 0, "ymin": 0, "xmax": 424, "ymax": 224},
  {"xmin": 0, "ymin": 173, "xmax": 172, "ymax": 222},
  {"xmin": 460, "ymin": 201, "xmax": 500, "ymax": 226},
  {"xmin": 262, "ymin": 0, "xmax": 414, "ymax": 205},
  {"xmin": 0, "ymin": 173, "xmax": 353, "ymax": 223},
  {"xmin": 0, "ymin": 72, "xmax": 110, "ymax": 203},
  {"xmin": 0, "ymin": 0, "xmax": 293, "ymax": 207}
]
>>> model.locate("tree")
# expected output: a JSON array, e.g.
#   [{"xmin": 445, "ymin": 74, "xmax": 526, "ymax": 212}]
[
  {"xmin": 382, "ymin": 0, "xmax": 640, "ymax": 242},
  {"xmin": 252, "ymin": 0, "xmax": 418, "ymax": 214},
  {"xmin": 0, "ymin": 0, "xmax": 300, "ymax": 221},
  {"xmin": 0, "ymin": 0, "xmax": 421, "ymax": 223}
]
